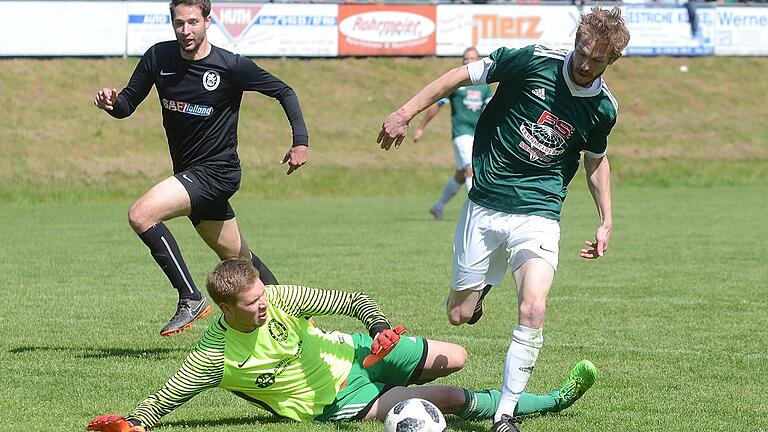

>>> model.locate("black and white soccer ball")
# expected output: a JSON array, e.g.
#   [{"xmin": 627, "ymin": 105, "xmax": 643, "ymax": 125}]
[{"xmin": 384, "ymin": 398, "xmax": 446, "ymax": 432}]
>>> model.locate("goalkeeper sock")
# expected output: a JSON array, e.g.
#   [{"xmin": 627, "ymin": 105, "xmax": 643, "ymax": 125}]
[
  {"xmin": 458, "ymin": 388, "xmax": 498, "ymax": 421},
  {"xmin": 249, "ymin": 250, "xmax": 278, "ymax": 285},
  {"xmin": 139, "ymin": 223, "xmax": 201, "ymax": 301},
  {"xmin": 458, "ymin": 388, "xmax": 555, "ymax": 420}
]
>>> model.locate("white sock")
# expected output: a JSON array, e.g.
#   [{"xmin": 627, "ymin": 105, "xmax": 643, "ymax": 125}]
[
  {"xmin": 435, "ymin": 177, "xmax": 462, "ymax": 210},
  {"xmin": 494, "ymin": 325, "xmax": 543, "ymax": 422},
  {"xmin": 464, "ymin": 176, "xmax": 473, "ymax": 191}
]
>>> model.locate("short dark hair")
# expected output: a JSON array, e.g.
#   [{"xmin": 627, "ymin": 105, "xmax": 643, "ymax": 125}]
[
  {"xmin": 206, "ymin": 258, "xmax": 260, "ymax": 305},
  {"xmin": 169, "ymin": 0, "xmax": 211, "ymax": 19}
]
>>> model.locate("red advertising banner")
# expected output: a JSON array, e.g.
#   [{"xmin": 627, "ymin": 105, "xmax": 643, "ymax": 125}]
[{"xmin": 338, "ymin": 5, "xmax": 436, "ymax": 56}]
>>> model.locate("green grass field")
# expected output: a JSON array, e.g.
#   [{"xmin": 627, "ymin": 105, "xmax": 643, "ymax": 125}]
[
  {"xmin": 0, "ymin": 55, "xmax": 767, "ymax": 431},
  {"xmin": 1, "ymin": 186, "xmax": 766, "ymax": 432}
]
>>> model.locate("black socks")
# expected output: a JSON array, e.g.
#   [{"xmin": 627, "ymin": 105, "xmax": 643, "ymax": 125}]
[
  {"xmin": 139, "ymin": 223, "xmax": 201, "ymax": 301},
  {"xmin": 250, "ymin": 250, "xmax": 278, "ymax": 285}
]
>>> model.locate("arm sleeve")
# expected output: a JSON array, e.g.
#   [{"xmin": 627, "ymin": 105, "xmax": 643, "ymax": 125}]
[
  {"xmin": 233, "ymin": 56, "xmax": 309, "ymax": 146},
  {"xmin": 584, "ymin": 111, "xmax": 616, "ymax": 158},
  {"xmin": 126, "ymin": 332, "xmax": 225, "ymax": 429},
  {"xmin": 270, "ymin": 285, "xmax": 391, "ymax": 337},
  {"xmin": 109, "ymin": 48, "xmax": 156, "ymax": 119}
]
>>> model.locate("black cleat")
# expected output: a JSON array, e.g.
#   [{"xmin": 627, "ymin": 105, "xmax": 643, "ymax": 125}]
[
  {"xmin": 491, "ymin": 414, "xmax": 522, "ymax": 432},
  {"xmin": 467, "ymin": 284, "xmax": 492, "ymax": 325},
  {"xmin": 160, "ymin": 297, "xmax": 211, "ymax": 337}
]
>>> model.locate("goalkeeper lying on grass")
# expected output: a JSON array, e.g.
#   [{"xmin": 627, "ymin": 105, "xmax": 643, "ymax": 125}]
[{"xmin": 87, "ymin": 257, "xmax": 597, "ymax": 431}]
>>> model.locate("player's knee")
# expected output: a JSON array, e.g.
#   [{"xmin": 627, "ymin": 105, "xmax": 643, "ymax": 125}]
[
  {"xmin": 519, "ymin": 300, "xmax": 547, "ymax": 328},
  {"xmin": 128, "ymin": 203, "xmax": 152, "ymax": 233},
  {"xmin": 447, "ymin": 308, "xmax": 470, "ymax": 326},
  {"xmin": 451, "ymin": 345, "xmax": 468, "ymax": 369}
]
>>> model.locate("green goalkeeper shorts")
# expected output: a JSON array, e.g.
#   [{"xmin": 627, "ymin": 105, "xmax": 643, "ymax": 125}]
[{"xmin": 314, "ymin": 332, "xmax": 427, "ymax": 422}]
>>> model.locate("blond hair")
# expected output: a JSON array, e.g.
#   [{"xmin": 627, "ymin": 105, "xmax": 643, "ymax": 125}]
[
  {"xmin": 206, "ymin": 258, "xmax": 259, "ymax": 305},
  {"xmin": 577, "ymin": 5, "xmax": 630, "ymax": 61}
]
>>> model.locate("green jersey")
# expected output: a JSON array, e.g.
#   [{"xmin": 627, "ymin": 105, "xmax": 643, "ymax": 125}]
[
  {"xmin": 469, "ymin": 45, "xmax": 618, "ymax": 220},
  {"xmin": 127, "ymin": 285, "xmax": 390, "ymax": 428},
  {"xmin": 438, "ymin": 84, "xmax": 493, "ymax": 139}
]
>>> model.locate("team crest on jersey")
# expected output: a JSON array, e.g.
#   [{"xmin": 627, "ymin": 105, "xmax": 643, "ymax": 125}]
[
  {"xmin": 268, "ymin": 320, "xmax": 288, "ymax": 342},
  {"xmin": 202, "ymin": 70, "xmax": 220, "ymax": 91},
  {"xmin": 463, "ymin": 89, "xmax": 485, "ymax": 112},
  {"xmin": 518, "ymin": 111, "xmax": 574, "ymax": 164}
]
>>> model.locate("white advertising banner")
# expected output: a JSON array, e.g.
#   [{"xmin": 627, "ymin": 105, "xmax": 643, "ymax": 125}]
[
  {"xmin": 623, "ymin": 5, "xmax": 716, "ymax": 56},
  {"xmin": 716, "ymin": 7, "xmax": 768, "ymax": 55},
  {"xmin": 127, "ymin": 3, "xmax": 337, "ymax": 57},
  {"xmin": 208, "ymin": 3, "xmax": 338, "ymax": 57},
  {"xmin": 1, "ymin": 2, "xmax": 125, "ymax": 56},
  {"xmin": 436, "ymin": 5, "xmax": 580, "ymax": 56}
]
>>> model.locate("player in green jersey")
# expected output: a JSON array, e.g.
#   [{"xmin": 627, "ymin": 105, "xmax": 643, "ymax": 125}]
[
  {"xmin": 87, "ymin": 258, "xmax": 597, "ymax": 432},
  {"xmin": 413, "ymin": 47, "xmax": 494, "ymax": 221},
  {"xmin": 377, "ymin": 6, "xmax": 629, "ymax": 432}
]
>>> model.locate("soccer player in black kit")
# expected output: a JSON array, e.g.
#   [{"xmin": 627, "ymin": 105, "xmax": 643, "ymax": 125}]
[{"xmin": 93, "ymin": 0, "xmax": 309, "ymax": 336}]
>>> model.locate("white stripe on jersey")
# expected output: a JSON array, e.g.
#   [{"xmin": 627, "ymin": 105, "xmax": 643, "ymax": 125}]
[
  {"xmin": 533, "ymin": 45, "xmax": 567, "ymax": 60},
  {"xmin": 601, "ymin": 82, "xmax": 619, "ymax": 111}
]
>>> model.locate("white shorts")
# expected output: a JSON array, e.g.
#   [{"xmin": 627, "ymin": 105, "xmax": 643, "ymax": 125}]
[
  {"xmin": 453, "ymin": 134, "xmax": 474, "ymax": 170},
  {"xmin": 450, "ymin": 200, "xmax": 561, "ymax": 291}
]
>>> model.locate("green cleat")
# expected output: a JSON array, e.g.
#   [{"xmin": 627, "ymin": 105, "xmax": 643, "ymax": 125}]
[{"xmin": 548, "ymin": 359, "xmax": 599, "ymax": 412}]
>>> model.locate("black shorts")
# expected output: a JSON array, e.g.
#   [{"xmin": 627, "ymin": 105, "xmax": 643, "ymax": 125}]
[{"xmin": 174, "ymin": 166, "xmax": 241, "ymax": 226}]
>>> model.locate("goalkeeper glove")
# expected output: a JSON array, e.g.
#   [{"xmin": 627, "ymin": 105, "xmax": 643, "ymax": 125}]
[
  {"xmin": 363, "ymin": 325, "xmax": 407, "ymax": 368},
  {"xmin": 86, "ymin": 414, "xmax": 146, "ymax": 432}
]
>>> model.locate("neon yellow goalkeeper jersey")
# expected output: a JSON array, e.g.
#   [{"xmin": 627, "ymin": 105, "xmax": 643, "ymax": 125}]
[{"xmin": 127, "ymin": 285, "xmax": 390, "ymax": 428}]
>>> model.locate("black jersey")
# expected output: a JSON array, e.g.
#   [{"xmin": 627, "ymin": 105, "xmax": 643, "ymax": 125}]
[{"xmin": 109, "ymin": 41, "xmax": 309, "ymax": 174}]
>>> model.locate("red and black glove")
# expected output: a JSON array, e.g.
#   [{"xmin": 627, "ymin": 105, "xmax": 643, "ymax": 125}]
[
  {"xmin": 363, "ymin": 325, "xmax": 407, "ymax": 368},
  {"xmin": 86, "ymin": 414, "xmax": 146, "ymax": 432}
]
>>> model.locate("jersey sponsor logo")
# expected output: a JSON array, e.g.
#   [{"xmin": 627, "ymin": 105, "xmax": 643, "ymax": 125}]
[
  {"xmin": 254, "ymin": 340, "xmax": 303, "ymax": 388},
  {"xmin": 532, "ymin": 88, "xmax": 546, "ymax": 100},
  {"xmin": 462, "ymin": 89, "xmax": 485, "ymax": 112},
  {"xmin": 202, "ymin": 70, "xmax": 220, "ymax": 91},
  {"xmin": 211, "ymin": 5, "xmax": 262, "ymax": 43},
  {"xmin": 518, "ymin": 110, "xmax": 574, "ymax": 164},
  {"xmin": 161, "ymin": 98, "xmax": 213, "ymax": 116}
]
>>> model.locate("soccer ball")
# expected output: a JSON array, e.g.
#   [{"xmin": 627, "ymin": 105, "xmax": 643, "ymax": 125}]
[{"xmin": 384, "ymin": 398, "xmax": 446, "ymax": 432}]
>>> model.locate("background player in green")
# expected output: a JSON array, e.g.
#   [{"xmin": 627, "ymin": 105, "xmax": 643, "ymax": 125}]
[
  {"xmin": 93, "ymin": 0, "xmax": 309, "ymax": 336},
  {"xmin": 377, "ymin": 6, "xmax": 629, "ymax": 432},
  {"xmin": 412, "ymin": 47, "xmax": 493, "ymax": 220},
  {"xmin": 86, "ymin": 258, "xmax": 598, "ymax": 432}
]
